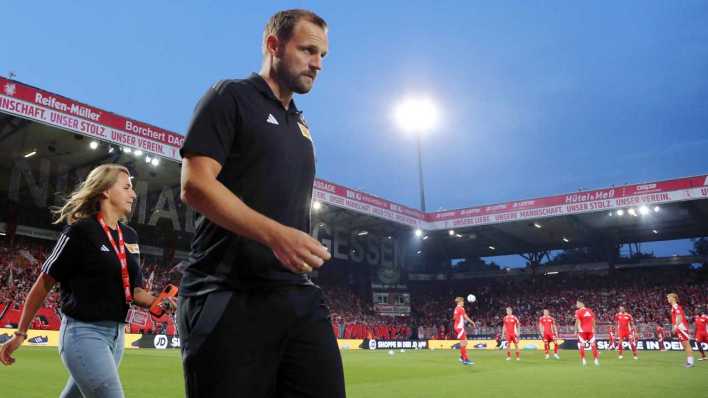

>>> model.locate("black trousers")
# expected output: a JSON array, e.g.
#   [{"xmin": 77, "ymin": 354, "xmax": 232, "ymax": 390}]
[{"xmin": 177, "ymin": 285, "xmax": 346, "ymax": 398}]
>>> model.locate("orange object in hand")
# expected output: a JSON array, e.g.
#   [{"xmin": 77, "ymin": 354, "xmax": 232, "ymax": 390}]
[{"xmin": 149, "ymin": 284, "xmax": 178, "ymax": 317}]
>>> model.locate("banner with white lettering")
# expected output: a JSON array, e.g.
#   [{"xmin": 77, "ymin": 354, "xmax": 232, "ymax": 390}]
[
  {"xmin": 428, "ymin": 176, "xmax": 708, "ymax": 229},
  {"xmin": 563, "ymin": 339, "xmax": 708, "ymax": 351},
  {"xmin": 2, "ymin": 77, "xmax": 706, "ymax": 231},
  {"xmin": 0, "ymin": 77, "xmax": 183, "ymax": 161},
  {"xmin": 362, "ymin": 339, "xmax": 428, "ymax": 350}
]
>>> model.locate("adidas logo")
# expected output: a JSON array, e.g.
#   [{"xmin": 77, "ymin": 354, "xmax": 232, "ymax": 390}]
[
  {"xmin": 28, "ymin": 335, "xmax": 49, "ymax": 345},
  {"xmin": 266, "ymin": 113, "xmax": 279, "ymax": 125},
  {"xmin": 100, "ymin": 244, "xmax": 111, "ymax": 252}
]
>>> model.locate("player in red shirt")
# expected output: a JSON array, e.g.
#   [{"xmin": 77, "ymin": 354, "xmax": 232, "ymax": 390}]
[
  {"xmin": 614, "ymin": 306, "xmax": 638, "ymax": 360},
  {"xmin": 693, "ymin": 306, "xmax": 707, "ymax": 361},
  {"xmin": 667, "ymin": 293, "xmax": 694, "ymax": 367},
  {"xmin": 503, "ymin": 307, "xmax": 521, "ymax": 361},
  {"xmin": 538, "ymin": 309, "xmax": 560, "ymax": 359},
  {"xmin": 575, "ymin": 299, "xmax": 599, "ymax": 366},
  {"xmin": 607, "ymin": 325, "xmax": 616, "ymax": 351},
  {"xmin": 655, "ymin": 323, "xmax": 666, "ymax": 352},
  {"xmin": 453, "ymin": 297, "xmax": 475, "ymax": 366}
]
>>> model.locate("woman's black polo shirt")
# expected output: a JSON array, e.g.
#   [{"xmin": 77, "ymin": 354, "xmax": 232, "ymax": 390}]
[
  {"xmin": 42, "ymin": 217, "xmax": 143, "ymax": 323},
  {"xmin": 178, "ymin": 74, "xmax": 316, "ymax": 296}
]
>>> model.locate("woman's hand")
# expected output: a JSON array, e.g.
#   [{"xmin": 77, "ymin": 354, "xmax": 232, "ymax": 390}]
[
  {"xmin": 0, "ymin": 334, "xmax": 26, "ymax": 366},
  {"xmin": 157, "ymin": 297, "xmax": 177, "ymax": 314}
]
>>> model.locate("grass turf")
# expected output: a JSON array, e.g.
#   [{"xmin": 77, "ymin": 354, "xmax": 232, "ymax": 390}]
[{"xmin": 0, "ymin": 347, "xmax": 705, "ymax": 397}]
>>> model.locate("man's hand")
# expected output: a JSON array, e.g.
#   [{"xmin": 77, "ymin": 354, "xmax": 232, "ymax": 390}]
[{"xmin": 270, "ymin": 225, "xmax": 331, "ymax": 273}]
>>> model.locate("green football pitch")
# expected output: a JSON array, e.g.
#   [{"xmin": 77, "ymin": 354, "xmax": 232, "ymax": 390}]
[{"xmin": 0, "ymin": 347, "xmax": 705, "ymax": 397}]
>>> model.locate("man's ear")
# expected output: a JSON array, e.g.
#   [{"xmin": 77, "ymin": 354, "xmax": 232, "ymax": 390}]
[{"xmin": 265, "ymin": 34, "xmax": 280, "ymax": 57}]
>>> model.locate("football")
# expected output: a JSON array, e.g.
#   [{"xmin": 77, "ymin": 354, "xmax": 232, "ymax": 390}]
[{"xmin": 467, "ymin": 294, "xmax": 476, "ymax": 303}]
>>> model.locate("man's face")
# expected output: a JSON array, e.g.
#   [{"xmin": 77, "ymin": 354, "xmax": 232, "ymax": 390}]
[
  {"xmin": 274, "ymin": 20, "xmax": 328, "ymax": 94},
  {"xmin": 506, "ymin": 308, "xmax": 512, "ymax": 315}
]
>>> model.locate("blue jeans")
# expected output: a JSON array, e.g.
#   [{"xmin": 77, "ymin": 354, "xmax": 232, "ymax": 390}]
[{"xmin": 58, "ymin": 316, "xmax": 125, "ymax": 398}]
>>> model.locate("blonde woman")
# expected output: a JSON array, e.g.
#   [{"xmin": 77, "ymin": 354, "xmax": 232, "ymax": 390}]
[{"xmin": 0, "ymin": 163, "xmax": 175, "ymax": 398}]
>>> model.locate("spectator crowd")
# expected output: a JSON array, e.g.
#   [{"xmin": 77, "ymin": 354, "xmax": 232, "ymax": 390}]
[{"xmin": 2, "ymin": 235, "xmax": 706, "ymax": 340}]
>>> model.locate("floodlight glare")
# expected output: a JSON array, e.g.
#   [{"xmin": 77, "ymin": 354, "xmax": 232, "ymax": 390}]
[
  {"xmin": 89, "ymin": 141, "xmax": 99, "ymax": 150},
  {"xmin": 394, "ymin": 97, "xmax": 439, "ymax": 134},
  {"xmin": 312, "ymin": 201, "xmax": 322, "ymax": 211},
  {"xmin": 638, "ymin": 205, "xmax": 650, "ymax": 215}
]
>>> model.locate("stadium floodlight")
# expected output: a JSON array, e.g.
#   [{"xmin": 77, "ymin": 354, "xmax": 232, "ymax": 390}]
[
  {"xmin": 414, "ymin": 228, "xmax": 423, "ymax": 238},
  {"xmin": 652, "ymin": 229, "xmax": 659, "ymax": 234},
  {"xmin": 653, "ymin": 206, "xmax": 660, "ymax": 212},
  {"xmin": 386, "ymin": 235, "xmax": 393, "ymax": 240},
  {"xmin": 423, "ymin": 235, "xmax": 429, "ymax": 240},
  {"xmin": 357, "ymin": 230, "xmax": 369, "ymax": 236},
  {"xmin": 24, "ymin": 150, "xmax": 37, "ymax": 158},
  {"xmin": 488, "ymin": 245, "xmax": 496, "ymax": 250},
  {"xmin": 151, "ymin": 158, "xmax": 160, "ymax": 167},
  {"xmin": 312, "ymin": 201, "xmax": 322, "ymax": 211},
  {"xmin": 89, "ymin": 141, "xmax": 99, "ymax": 150},
  {"xmin": 448, "ymin": 230, "xmax": 455, "ymax": 236},
  {"xmin": 533, "ymin": 222, "xmax": 542, "ymax": 229},
  {"xmin": 455, "ymin": 233, "xmax": 463, "ymax": 238},
  {"xmin": 416, "ymin": 250, "xmax": 422, "ymax": 255},
  {"xmin": 134, "ymin": 150, "xmax": 144, "ymax": 157},
  {"xmin": 627, "ymin": 208, "xmax": 637, "ymax": 217},
  {"xmin": 394, "ymin": 96, "xmax": 439, "ymax": 134},
  {"xmin": 0, "ymin": 232, "xmax": 6, "ymax": 236},
  {"xmin": 616, "ymin": 209, "xmax": 625, "ymax": 216},
  {"xmin": 562, "ymin": 237, "xmax": 570, "ymax": 243},
  {"xmin": 123, "ymin": 147, "xmax": 132, "ymax": 153},
  {"xmin": 639, "ymin": 205, "xmax": 650, "ymax": 215},
  {"xmin": 108, "ymin": 146, "xmax": 115, "ymax": 153},
  {"xmin": 395, "ymin": 96, "xmax": 439, "ymax": 212},
  {"xmin": 608, "ymin": 212, "xmax": 613, "ymax": 217},
  {"xmin": 145, "ymin": 156, "xmax": 152, "ymax": 164}
]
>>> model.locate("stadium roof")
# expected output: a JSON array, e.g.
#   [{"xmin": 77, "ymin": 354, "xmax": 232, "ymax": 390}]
[{"xmin": 2, "ymin": 76, "xmax": 707, "ymax": 258}]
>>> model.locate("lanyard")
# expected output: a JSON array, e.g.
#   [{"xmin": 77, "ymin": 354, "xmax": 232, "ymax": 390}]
[{"xmin": 97, "ymin": 213, "xmax": 132, "ymax": 304}]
